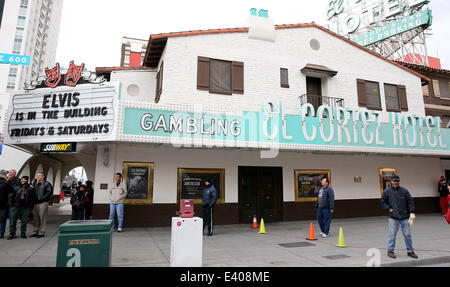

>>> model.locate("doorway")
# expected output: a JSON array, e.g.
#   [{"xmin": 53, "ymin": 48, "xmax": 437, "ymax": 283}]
[
  {"xmin": 238, "ymin": 166, "xmax": 283, "ymax": 223},
  {"xmin": 306, "ymin": 76, "xmax": 322, "ymax": 112}
]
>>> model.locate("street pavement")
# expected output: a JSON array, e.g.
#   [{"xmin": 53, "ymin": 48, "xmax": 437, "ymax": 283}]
[{"xmin": 1, "ymin": 197, "xmax": 450, "ymax": 267}]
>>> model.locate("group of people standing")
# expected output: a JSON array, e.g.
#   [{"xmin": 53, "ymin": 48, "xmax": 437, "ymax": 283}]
[
  {"xmin": 70, "ymin": 180, "xmax": 94, "ymax": 221},
  {"xmin": 0, "ymin": 169, "xmax": 53, "ymax": 240}
]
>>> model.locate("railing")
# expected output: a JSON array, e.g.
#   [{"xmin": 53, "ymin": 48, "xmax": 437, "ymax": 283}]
[{"xmin": 299, "ymin": 94, "xmax": 345, "ymax": 109}]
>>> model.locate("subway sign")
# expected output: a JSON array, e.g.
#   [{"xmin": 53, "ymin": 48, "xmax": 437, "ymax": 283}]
[{"xmin": 40, "ymin": 143, "xmax": 77, "ymax": 153}]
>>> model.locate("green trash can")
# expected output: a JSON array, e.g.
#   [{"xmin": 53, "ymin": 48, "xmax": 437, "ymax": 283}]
[{"xmin": 56, "ymin": 220, "xmax": 113, "ymax": 267}]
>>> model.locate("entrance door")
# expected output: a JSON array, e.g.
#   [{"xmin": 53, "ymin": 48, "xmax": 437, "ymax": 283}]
[
  {"xmin": 238, "ymin": 166, "xmax": 283, "ymax": 223},
  {"xmin": 306, "ymin": 77, "xmax": 322, "ymax": 112}
]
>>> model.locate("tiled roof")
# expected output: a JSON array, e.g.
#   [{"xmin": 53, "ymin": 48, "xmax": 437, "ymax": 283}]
[
  {"xmin": 396, "ymin": 61, "xmax": 450, "ymax": 76},
  {"xmin": 142, "ymin": 23, "xmax": 430, "ymax": 83}
]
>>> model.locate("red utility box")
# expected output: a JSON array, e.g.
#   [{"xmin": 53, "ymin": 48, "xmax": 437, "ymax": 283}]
[{"xmin": 178, "ymin": 199, "xmax": 194, "ymax": 218}]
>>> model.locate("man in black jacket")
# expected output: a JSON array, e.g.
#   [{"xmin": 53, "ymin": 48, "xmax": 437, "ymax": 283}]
[
  {"xmin": 202, "ymin": 177, "xmax": 218, "ymax": 237},
  {"xmin": 8, "ymin": 176, "xmax": 34, "ymax": 239},
  {"xmin": 381, "ymin": 175, "xmax": 418, "ymax": 259},
  {"xmin": 0, "ymin": 170, "xmax": 14, "ymax": 238},
  {"xmin": 31, "ymin": 172, "xmax": 53, "ymax": 238}
]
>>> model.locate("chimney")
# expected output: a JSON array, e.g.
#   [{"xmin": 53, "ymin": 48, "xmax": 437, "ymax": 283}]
[{"xmin": 248, "ymin": 8, "xmax": 276, "ymax": 42}]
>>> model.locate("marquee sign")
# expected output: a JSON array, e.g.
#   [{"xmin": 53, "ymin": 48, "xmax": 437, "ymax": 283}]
[
  {"xmin": 120, "ymin": 102, "xmax": 450, "ymax": 156},
  {"xmin": 5, "ymin": 83, "xmax": 119, "ymax": 144}
]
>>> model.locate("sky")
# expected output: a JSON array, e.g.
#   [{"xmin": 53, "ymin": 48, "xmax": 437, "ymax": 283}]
[{"xmin": 54, "ymin": 0, "xmax": 450, "ymax": 71}]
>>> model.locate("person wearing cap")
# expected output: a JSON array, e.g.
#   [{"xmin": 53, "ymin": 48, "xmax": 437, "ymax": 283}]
[
  {"xmin": 8, "ymin": 176, "xmax": 33, "ymax": 239},
  {"xmin": 381, "ymin": 175, "xmax": 418, "ymax": 259},
  {"xmin": 70, "ymin": 182, "xmax": 87, "ymax": 220},
  {"xmin": 202, "ymin": 177, "xmax": 218, "ymax": 236},
  {"xmin": 0, "ymin": 170, "xmax": 14, "ymax": 238},
  {"xmin": 438, "ymin": 176, "xmax": 449, "ymax": 216}
]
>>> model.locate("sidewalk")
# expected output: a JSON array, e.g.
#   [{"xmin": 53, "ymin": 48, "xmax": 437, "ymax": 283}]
[{"xmin": 1, "ymin": 198, "xmax": 450, "ymax": 267}]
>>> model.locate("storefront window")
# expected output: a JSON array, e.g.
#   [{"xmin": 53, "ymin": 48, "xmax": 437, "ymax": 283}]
[
  {"xmin": 177, "ymin": 168, "xmax": 225, "ymax": 205},
  {"xmin": 122, "ymin": 162, "xmax": 154, "ymax": 205},
  {"xmin": 379, "ymin": 168, "xmax": 397, "ymax": 195},
  {"xmin": 294, "ymin": 170, "xmax": 331, "ymax": 202}
]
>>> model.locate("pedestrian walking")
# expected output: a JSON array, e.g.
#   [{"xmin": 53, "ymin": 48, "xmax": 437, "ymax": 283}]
[
  {"xmin": 0, "ymin": 170, "xmax": 14, "ymax": 238},
  {"xmin": 381, "ymin": 175, "xmax": 418, "ymax": 259},
  {"xmin": 31, "ymin": 172, "xmax": 53, "ymax": 238},
  {"xmin": 109, "ymin": 173, "xmax": 127, "ymax": 232},
  {"xmin": 8, "ymin": 176, "xmax": 33, "ymax": 239},
  {"xmin": 202, "ymin": 177, "xmax": 218, "ymax": 236},
  {"xmin": 315, "ymin": 177, "xmax": 334, "ymax": 238},
  {"xmin": 84, "ymin": 180, "xmax": 94, "ymax": 220},
  {"xmin": 438, "ymin": 176, "xmax": 449, "ymax": 216},
  {"xmin": 70, "ymin": 183, "xmax": 87, "ymax": 220}
]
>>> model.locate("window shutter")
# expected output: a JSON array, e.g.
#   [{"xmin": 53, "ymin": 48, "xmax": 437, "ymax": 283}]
[
  {"xmin": 398, "ymin": 85, "xmax": 408, "ymax": 111},
  {"xmin": 155, "ymin": 71, "xmax": 161, "ymax": 103},
  {"xmin": 232, "ymin": 61, "xmax": 244, "ymax": 94},
  {"xmin": 155, "ymin": 62, "xmax": 164, "ymax": 103},
  {"xmin": 197, "ymin": 56, "xmax": 210, "ymax": 91},
  {"xmin": 356, "ymin": 79, "xmax": 367, "ymax": 107},
  {"xmin": 280, "ymin": 68, "xmax": 289, "ymax": 88},
  {"xmin": 422, "ymin": 84, "xmax": 429, "ymax": 97},
  {"xmin": 432, "ymin": 80, "xmax": 440, "ymax": 97}
]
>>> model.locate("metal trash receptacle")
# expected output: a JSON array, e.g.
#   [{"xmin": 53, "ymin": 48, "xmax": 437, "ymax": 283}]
[{"xmin": 56, "ymin": 220, "xmax": 113, "ymax": 267}]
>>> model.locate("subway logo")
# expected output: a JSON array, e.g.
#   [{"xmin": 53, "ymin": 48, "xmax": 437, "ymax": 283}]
[{"xmin": 40, "ymin": 143, "xmax": 77, "ymax": 153}]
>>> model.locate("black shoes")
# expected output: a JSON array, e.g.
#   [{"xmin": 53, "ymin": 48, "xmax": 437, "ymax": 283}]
[
  {"xmin": 407, "ymin": 252, "xmax": 418, "ymax": 259},
  {"xmin": 387, "ymin": 251, "xmax": 418, "ymax": 259},
  {"xmin": 30, "ymin": 233, "xmax": 39, "ymax": 238},
  {"xmin": 207, "ymin": 233, "xmax": 213, "ymax": 236},
  {"xmin": 36, "ymin": 234, "xmax": 44, "ymax": 238},
  {"xmin": 387, "ymin": 251, "xmax": 396, "ymax": 259},
  {"xmin": 21, "ymin": 233, "xmax": 27, "ymax": 239},
  {"xmin": 7, "ymin": 234, "xmax": 17, "ymax": 240}
]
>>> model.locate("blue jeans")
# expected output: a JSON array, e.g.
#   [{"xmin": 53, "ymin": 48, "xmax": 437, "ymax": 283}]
[
  {"xmin": 388, "ymin": 218, "xmax": 414, "ymax": 252},
  {"xmin": 109, "ymin": 203, "xmax": 124, "ymax": 229},
  {"xmin": 317, "ymin": 207, "xmax": 332, "ymax": 235}
]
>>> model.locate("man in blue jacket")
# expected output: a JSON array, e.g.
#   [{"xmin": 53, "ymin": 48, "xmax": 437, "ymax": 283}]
[
  {"xmin": 381, "ymin": 175, "xmax": 418, "ymax": 259},
  {"xmin": 202, "ymin": 177, "xmax": 218, "ymax": 237},
  {"xmin": 316, "ymin": 177, "xmax": 334, "ymax": 238}
]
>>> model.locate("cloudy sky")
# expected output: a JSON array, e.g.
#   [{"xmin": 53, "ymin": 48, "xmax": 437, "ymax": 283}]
[{"xmin": 55, "ymin": 0, "xmax": 450, "ymax": 70}]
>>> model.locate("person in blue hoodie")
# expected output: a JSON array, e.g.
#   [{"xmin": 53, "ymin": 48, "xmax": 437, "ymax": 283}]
[
  {"xmin": 316, "ymin": 177, "xmax": 334, "ymax": 238},
  {"xmin": 202, "ymin": 177, "xmax": 218, "ymax": 236}
]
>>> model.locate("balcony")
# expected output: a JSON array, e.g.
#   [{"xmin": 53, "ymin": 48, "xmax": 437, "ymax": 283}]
[{"xmin": 299, "ymin": 94, "xmax": 345, "ymax": 110}]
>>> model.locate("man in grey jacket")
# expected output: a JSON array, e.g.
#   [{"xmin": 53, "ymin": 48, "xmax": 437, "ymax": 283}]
[
  {"xmin": 109, "ymin": 173, "xmax": 127, "ymax": 232},
  {"xmin": 31, "ymin": 172, "xmax": 53, "ymax": 238}
]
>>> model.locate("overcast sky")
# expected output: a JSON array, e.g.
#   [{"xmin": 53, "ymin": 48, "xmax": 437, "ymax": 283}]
[{"xmin": 54, "ymin": 0, "xmax": 450, "ymax": 71}]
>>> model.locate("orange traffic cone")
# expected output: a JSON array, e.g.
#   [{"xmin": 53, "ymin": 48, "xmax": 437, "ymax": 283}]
[
  {"xmin": 306, "ymin": 222, "xmax": 318, "ymax": 241},
  {"xmin": 252, "ymin": 215, "xmax": 258, "ymax": 229}
]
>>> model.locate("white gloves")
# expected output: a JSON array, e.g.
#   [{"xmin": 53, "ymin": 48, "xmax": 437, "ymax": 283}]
[{"xmin": 408, "ymin": 213, "xmax": 416, "ymax": 226}]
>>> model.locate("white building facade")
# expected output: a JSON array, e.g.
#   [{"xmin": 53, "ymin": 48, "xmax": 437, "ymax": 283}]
[{"xmin": 5, "ymin": 16, "xmax": 450, "ymax": 227}]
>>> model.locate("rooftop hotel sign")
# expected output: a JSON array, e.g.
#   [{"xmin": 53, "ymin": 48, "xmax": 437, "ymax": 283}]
[
  {"xmin": 121, "ymin": 102, "xmax": 450, "ymax": 156},
  {"xmin": 326, "ymin": 0, "xmax": 431, "ymax": 46}
]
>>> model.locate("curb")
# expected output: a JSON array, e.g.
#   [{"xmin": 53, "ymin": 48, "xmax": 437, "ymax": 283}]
[{"xmin": 380, "ymin": 255, "xmax": 450, "ymax": 267}]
